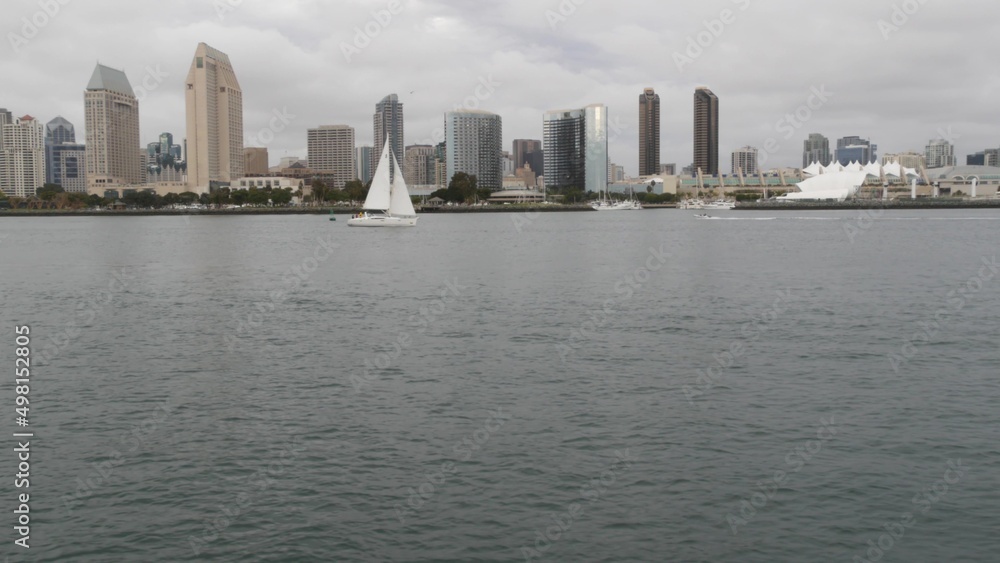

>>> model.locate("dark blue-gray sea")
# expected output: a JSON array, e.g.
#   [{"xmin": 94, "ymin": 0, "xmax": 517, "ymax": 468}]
[{"xmin": 1, "ymin": 209, "xmax": 998, "ymax": 562}]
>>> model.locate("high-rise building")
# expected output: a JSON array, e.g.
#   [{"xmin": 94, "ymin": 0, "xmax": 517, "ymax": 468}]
[
  {"xmin": 373, "ymin": 94, "xmax": 404, "ymax": 178},
  {"xmin": 45, "ymin": 116, "xmax": 86, "ymax": 191},
  {"xmin": 660, "ymin": 163, "xmax": 676, "ymax": 175},
  {"xmin": 925, "ymin": 138, "xmax": 956, "ymax": 168},
  {"xmin": 355, "ymin": 145, "xmax": 373, "ymax": 184},
  {"xmin": 244, "ymin": 147, "xmax": 269, "ymax": 175},
  {"xmin": 639, "ymin": 88, "xmax": 660, "ymax": 176},
  {"xmin": 803, "ymin": 133, "xmax": 831, "ymax": 166},
  {"xmin": 404, "ymin": 145, "xmax": 435, "ymax": 185},
  {"xmin": 146, "ymin": 131, "xmax": 186, "ymax": 183},
  {"xmin": 525, "ymin": 149, "xmax": 544, "ymax": 177},
  {"xmin": 512, "ymin": 139, "xmax": 541, "ymax": 171},
  {"xmin": 988, "ymin": 149, "xmax": 1000, "ymax": 167},
  {"xmin": 731, "ymin": 146, "xmax": 759, "ymax": 175},
  {"xmin": 882, "ymin": 152, "xmax": 925, "ymax": 169},
  {"xmin": 307, "ymin": 125, "xmax": 355, "ymax": 188},
  {"xmin": 185, "ymin": 43, "xmax": 244, "ymax": 191},
  {"xmin": 543, "ymin": 103, "xmax": 607, "ymax": 193},
  {"xmin": 835, "ymin": 136, "xmax": 877, "ymax": 165},
  {"xmin": 46, "ymin": 116, "xmax": 75, "ymax": 146},
  {"xmin": 84, "ymin": 64, "xmax": 141, "ymax": 192},
  {"xmin": 433, "ymin": 142, "xmax": 447, "ymax": 187},
  {"xmin": 0, "ymin": 113, "xmax": 46, "ymax": 198},
  {"xmin": 693, "ymin": 87, "xmax": 719, "ymax": 175},
  {"xmin": 445, "ymin": 110, "xmax": 503, "ymax": 190}
]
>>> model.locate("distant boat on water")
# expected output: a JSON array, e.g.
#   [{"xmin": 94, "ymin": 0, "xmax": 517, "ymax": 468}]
[{"xmin": 347, "ymin": 140, "xmax": 417, "ymax": 228}]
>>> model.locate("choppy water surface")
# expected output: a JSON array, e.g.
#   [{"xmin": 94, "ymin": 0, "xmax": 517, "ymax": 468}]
[{"xmin": 1, "ymin": 209, "xmax": 998, "ymax": 562}]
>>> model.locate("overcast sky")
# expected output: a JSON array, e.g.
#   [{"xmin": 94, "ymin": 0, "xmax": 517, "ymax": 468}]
[{"xmin": 2, "ymin": 0, "xmax": 998, "ymax": 175}]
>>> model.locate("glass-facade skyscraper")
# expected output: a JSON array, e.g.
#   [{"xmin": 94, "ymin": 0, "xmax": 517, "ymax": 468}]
[
  {"xmin": 803, "ymin": 133, "xmax": 831, "ymax": 167},
  {"xmin": 543, "ymin": 103, "xmax": 607, "ymax": 194}
]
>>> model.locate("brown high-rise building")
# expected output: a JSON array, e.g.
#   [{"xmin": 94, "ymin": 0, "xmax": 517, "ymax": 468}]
[
  {"xmin": 638, "ymin": 88, "xmax": 660, "ymax": 176},
  {"xmin": 693, "ymin": 87, "xmax": 719, "ymax": 176},
  {"xmin": 244, "ymin": 147, "xmax": 268, "ymax": 175},
  {"xmin": 512, "ymin": 139, "xmax": 541, "ymax": 171}
]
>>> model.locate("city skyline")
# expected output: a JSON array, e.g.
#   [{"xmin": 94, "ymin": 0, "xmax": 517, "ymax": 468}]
[{"xmin": 2, "ymin": 1, "xmax": 998, "ymax": 177}]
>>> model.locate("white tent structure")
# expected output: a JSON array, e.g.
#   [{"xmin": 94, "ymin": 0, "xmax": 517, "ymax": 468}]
[{"xmin": 779, "ymin": 160, "xmax": 921, "ymax": 201}]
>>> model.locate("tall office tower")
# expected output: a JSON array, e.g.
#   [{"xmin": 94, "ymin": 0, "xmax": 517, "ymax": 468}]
[
  {"xmin": 433, "ymin": 142, "xmax": 447, "ymax": 187},
  {"xmin": 84, "ymin": 64, "xmax": 141, "ymax": 192},
  {"xmin": 731, "ymin": 146, "xmax": 759, "ymax": 175},
  {"xmin": 512, "ymin": 139, "xmax": 542, "ymax": 170},
  {"xmin": 543, "ymin": 103, "xmax": 608, "ymax": 194},
  {"xmin": 244, "ymin": 147, "xmax": 269, "ymax": 175},
  {"xmin": 445, "ymin": 110, "xmax": 503, "ymax": 190},
  {"xmin": 45, "ymin": 116, "xmax": 76, "ymax": 183},
  {"xmin": 373, "ymin": 94, "xmax": 404, "ymax": 178},
  {"xmin": 925, "ymin": 138, "xmax": 956, "ymax": 169},
  {"xmin": 803, "ymin": 133, "xmax": 831, "ymax": 166},
  {"xmin": 404, "ymin": 145, "xmax": 435, "ymax": 185},
  {"xmin": 185, "ymin": 42, "xmax": 244, "ymax": 191},
  {"xmin": 882, "ymin": 152, "xmax": 926, "ymax": 169},
  {"xmin": 45, "ymin": 116, "xmax": 86, "ymax": 193},
  {"xmin": 525, "ymin": 149, "xmax": 544, "ymax": 176},
  {"xmin": 145, "ymin": 131, "xmax": 186, "ymax": 183},
  {"xmin": 639, "ymin": 88, "xmax": 660, "ymax": 176},
  {"xmin": 0, "ymin": 110, "xmax": 9, "ymax": 196},
  {"xmin": 693, "ymin": 87, "xmax": 719, "ymax": 175},
  {"xmin": 355, "ymin": 145, "xmax": 373, "ymax": 184},
  {"xmin": 835, "ymin": 136, "xmax": 877, "ymax": 165},
  {"xmin": 307, "ymin": 125, "xmax": 355, "ymax": 188},
  {"xmin": 46, "ymin": 116, "xmax": 75, "ymax": 146},
  {"xmin": 0, "ymin": 113, "xmax": 46, "ymax": 198}
]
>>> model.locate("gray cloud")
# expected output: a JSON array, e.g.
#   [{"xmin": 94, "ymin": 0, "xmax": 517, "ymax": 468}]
[{"xmin": 1, "ymin": 0, "xmax": 996, "ymax": 175}]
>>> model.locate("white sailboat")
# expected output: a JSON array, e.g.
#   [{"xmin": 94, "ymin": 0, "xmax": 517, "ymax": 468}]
[
  {"xmin": 347, "ymin": 140, "xmax": 417, "ymax": 227},
  {"xmin": 591, "ymin": 186, "xmax": 642, "ymax": 211}
]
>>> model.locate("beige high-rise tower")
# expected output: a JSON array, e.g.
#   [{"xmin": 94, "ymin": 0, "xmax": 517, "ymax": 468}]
[
  {"xmin": 185, "ymin": 43, "xmax": 244, "ymax": 191},
  {"xmin": 84, "ymin": 64, "xmax": 141, "ymax": 193}
]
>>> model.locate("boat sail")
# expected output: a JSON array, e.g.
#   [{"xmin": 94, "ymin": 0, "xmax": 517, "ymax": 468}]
[
  {"xmin": 347, "ymin": 140, "xmax": 418, "ymax": 227},
  {"xmin": 591, "ymin": 185, "xmax": 642, "ymax": 211}
]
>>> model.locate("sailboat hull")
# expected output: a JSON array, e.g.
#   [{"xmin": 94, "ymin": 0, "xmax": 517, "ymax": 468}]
[{"xmin": 346, "ymin": 215, "xmax": 418, "ymax": 227}]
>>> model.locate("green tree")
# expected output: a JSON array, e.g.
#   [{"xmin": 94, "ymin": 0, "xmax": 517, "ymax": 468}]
[
  {"xmin": 272, "ymin": 187, "xmax": 293, "ymax": 205},
  {"xmin": 231, "ymin": 190, "xmax": 249, "ymax": 206},
  {"xmin": 179, "ymin": 191, "xmax": 199, "ymax": 205},
  {"xmin": 311, "ymin": 180, "xmax": 328, "ymax": 206},
  {"xmin": 445, "ymin": 172, "xmax": 478, "ymax": 203},
  {"xmin": 343, "ymin": 179, "xmax": 367, "ymax": 204},
  {"xmin": 36, "ymin": 183, "xmax": 65, "ymax": 201}
]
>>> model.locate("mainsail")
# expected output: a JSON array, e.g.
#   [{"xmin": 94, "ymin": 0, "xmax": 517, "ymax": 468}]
[{"xmin": 361, "ymin": 140, "xmax": 392, "ymax": 211}]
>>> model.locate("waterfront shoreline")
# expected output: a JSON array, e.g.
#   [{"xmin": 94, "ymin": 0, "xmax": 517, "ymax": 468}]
[
  {"xmin": 736, "ymin": 199, "xmax": 1000, "ymax": 210},
  {"xmin": 0, "ymin": 203, "xmax": 678, "ymax": 216}
]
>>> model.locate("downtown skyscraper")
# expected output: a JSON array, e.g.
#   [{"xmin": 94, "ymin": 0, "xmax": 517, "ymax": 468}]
[
  {"xmin": 0, "ymin": 111, "xmax": 45, "ymax": 198},
  {"xmin": 84, "ymin": 64, "xmax": 141, "ymax": 192},
  {"xmin": 693, "ymin": 87, "xmax": 719, "ymax": 176},
  {"xmin": 307, "ymin": 125, "xmax": 355, "ymax": 189},
  {"xmin": 639, "ymin": 88, "xmax": 660, "ymax": 176},
  {"xmin": 45, "ymin": 116, "xmax": 86, "ymax": 193},
  {"xmin": 445, "ymin": 110, "xmax": 503, "ymax": 190},
  {"xmin": 373, "ymin": 94, "xmax": 404, "ymax": 178},
  {"xmin": 543, "ymin": 104, "xmax": 608, "ymax": 194},
  {"xmin": 803, "ymin": 133, "xmax": 831, "ymax": 167},
  {"xmin": 185, "ymin": 43, "xmax": 244, "ymax": 190}
]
